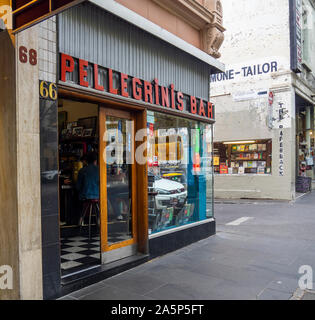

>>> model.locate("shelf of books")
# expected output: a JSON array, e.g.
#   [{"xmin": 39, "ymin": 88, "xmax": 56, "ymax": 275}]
[{"xmin": 214, "ymin": 140, "xmax": 272, "ymax": 175}]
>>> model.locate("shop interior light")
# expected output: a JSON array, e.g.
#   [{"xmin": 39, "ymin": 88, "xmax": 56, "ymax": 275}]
[{"xmin": 223, "ymin": 141, "xmax": 256, "ymax": 145}]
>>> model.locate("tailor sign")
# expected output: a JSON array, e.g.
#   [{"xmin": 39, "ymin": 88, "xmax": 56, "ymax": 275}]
[
  {"xmin": 210, "ymin": 61, "xmax": 278, "ymax": 82},
  {"xmin": 59, "ymin": 53, "xmax": 215, "ymax": 120},
  {"xmin": 11, "ymin": 0, "xmax": 84, "ymax": 32}
]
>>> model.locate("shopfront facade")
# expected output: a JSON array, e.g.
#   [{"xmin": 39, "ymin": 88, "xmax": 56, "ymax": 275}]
[{"xmin": 0, "ymin": 1, "xmax": 224, "ymax": 300}]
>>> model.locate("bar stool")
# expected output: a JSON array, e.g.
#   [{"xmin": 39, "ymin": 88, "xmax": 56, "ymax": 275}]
[{"xmin": 79, "ymin": 199, "xmax": 100, "ymax": 241}]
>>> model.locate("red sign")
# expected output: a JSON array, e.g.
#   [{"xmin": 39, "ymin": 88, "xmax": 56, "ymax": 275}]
[
  {"xmin": 268, "ymin": 91, "xmax": 274, "ymax": 106},
  {"xmin": 60, "ymin": 53, "xmax": 215, "ymax": 120},
  {"xmin": 12, "ymin": 0, "xmax": 84, "ymax": 32}
]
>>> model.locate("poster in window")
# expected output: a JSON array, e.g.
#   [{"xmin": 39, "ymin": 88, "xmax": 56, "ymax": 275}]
[
  {"xmin": 214, "ymin": 156, "xmax": 220, "ymax": 166},
  {"xmin": 220, "ymin": 163, "xmax": 228, "ymax": 174}
]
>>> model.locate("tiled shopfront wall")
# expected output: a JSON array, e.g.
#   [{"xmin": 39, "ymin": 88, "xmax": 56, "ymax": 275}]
[{"xmin": 38, "ymin": 17, "xmax": 61, "ymax": 299}]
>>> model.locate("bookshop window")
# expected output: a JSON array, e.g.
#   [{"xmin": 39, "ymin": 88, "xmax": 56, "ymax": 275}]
[
  {"xmin": 147, "ymin": 111, "xmax": 213, "ymax": 235},
  {"xmin": 214, "ymin": 140, "xmax": 272, "ymax": 175}
]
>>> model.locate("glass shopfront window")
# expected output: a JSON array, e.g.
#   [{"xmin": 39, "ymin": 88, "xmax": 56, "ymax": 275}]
[
  {"xmin": 147, "ymin": 111, "xmax": 213, "ymax": 235},
  {"xmin": 214, "ymin": 140, "xmax": 272, "ymax": 175}
]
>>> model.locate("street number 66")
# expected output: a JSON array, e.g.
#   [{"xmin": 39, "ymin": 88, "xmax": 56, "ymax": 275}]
[{"xmin": 40, "ymin": 81, "xmax": 57, "ymax": 100}]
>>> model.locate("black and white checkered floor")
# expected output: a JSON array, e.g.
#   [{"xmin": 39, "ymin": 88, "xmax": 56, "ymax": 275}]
[
  {"xmin": 60, "ymin": 236, "xmax": 101, "ymax": 276},
  {"xmin": 60, "ymin": 231, "xmax": 133, "ymax": 276}
]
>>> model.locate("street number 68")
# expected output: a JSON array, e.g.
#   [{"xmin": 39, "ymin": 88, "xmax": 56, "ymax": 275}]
[
  {"xmin": 19, "ymin": 46, "xmax": 37, "ymax": 65},
  {"xmin": 40, "ymin": 81, "xmax": 57, "ymax": 100}
]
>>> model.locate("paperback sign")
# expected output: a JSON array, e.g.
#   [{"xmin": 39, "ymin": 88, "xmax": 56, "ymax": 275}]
[
  {"xmin": 279, "ymin": 126, "xmax": 285, "ymax": 176},
  {"xmin": 278, "ymin": 102, "xmax": 288, "ymax": 177}
]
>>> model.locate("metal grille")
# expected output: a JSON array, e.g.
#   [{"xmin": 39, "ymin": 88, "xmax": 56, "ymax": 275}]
[{"xmin": 58, "ymin": 2, "xmax": 211, "ymax": 100}]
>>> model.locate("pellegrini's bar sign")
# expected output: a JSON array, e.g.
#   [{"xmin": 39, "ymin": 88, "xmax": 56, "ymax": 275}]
[{"xmin": 60, "ymin": 53, "xmax": 215, "ymax": 120}]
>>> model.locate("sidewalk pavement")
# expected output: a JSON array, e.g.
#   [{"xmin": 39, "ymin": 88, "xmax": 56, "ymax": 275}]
[{"xmin": 60, "ymin": 191, "xmax": 315, "ymax": 300}]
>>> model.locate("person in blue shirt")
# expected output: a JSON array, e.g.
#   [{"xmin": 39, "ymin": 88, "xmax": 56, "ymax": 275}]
[
  {"xmin": 76, "ymin": 152, "xmax": 99, "ymax": 200},
  {"xmin": 76, "ymin": 152, "xmax": 100, "ymax": 225}
]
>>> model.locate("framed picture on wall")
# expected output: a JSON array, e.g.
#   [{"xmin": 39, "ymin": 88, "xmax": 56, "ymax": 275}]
[
  {"xmin": 72, "ymin": 126, "xmax": 84, "ymax": 137},
  {"xmin": 78, "ymin": 117, "xmax": 97, "ymax": 136},
  {"xmin": 83, "ymin": 128, "xmax": 93, "ymax": 137}
]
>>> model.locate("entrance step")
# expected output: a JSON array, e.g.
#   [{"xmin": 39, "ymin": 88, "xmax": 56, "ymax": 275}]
[{"xmin": 59, "ymin": 254, "xmax": 149, "ymax": 298}]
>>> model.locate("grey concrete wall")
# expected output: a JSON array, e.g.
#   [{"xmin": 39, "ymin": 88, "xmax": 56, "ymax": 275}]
[
  {"xmin": 212, "ymin": 87, "xmax": 295, "ymax": 200},
  {"xmin": 0, "ymin": 30, "xmax": 20, "ymax": 300}
]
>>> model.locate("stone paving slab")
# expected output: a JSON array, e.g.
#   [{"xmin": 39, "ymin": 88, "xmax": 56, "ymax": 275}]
[{"xmin": 301, "ymin": 291, "xmax": 315, "ymax": 300}]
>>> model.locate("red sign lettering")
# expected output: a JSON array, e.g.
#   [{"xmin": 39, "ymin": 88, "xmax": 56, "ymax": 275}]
[
  {"xmin": 144, "ymin": 81, "xmax": 153, "ymax": 104},
  {"xmin": 207, "ymin": 102, "xmax": 214, "ymax": 119},
  {"xmin": 177, "ymin": 92, "xmax": 184, "ymax": 111},
  {"xmin": 190, "ymin": 96, "xmax": 197, "ymax": 114},
  {"xmin": 120, "ymin": 73, "xmax": 129, "ymax": 97},
  {"xmin": 132, "ymin": 77, "xmax": 142, "ymax": 100},
  {"xmin": 79, "ymin": 59, "xmax": 89, "ymax": 87},
  {"xmin": 94, "ymin": 64, "xmax": 104, "ymax": 91},
  {"xmin": 154, "ymin": 79, "xmax": 160, "ymax": 105},
  {"xmin": 161, "ymin": 87, "xmax": 170, "ymax": 107},
  {"xmin": 60, "ymin": 53, "xmax": 74, "ymax": 83},
  {"xmin": 199, "ymin": 100, "xmax": 206, "ymax": 117},
  {"xmin": 59, "ymin": 53, "xmax": 215, "ymax": 120},
  {"xmin": 108, "ymin": 69, "xmax": 118, "ymax": 95}
]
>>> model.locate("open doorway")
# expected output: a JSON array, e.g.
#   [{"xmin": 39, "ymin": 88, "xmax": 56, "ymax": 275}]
[
  {"xmin": 295, "ymin": 94, "xmax": 314, "ymax": 194},
  {"xmin": 58, "ymin": 99, "xmax": 101, "ymax": 277}
]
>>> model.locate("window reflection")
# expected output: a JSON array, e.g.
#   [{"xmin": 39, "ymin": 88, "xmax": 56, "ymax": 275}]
[
  {"xmin": 106, "ymin": 116, "xmax": 133, "ymax": 245},
  {"xmin": 147, "ymin": 111, "xmax": 213, "ymax": 234}
]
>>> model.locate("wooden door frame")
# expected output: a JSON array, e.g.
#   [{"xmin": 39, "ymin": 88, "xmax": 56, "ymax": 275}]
[
  {"xmin": 99, "ymin": 106, "xmax": 148, "ymax": 254},
  {"xmin": 58, "ymin": 89, "xmax": 149, "ymax": 256}
]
